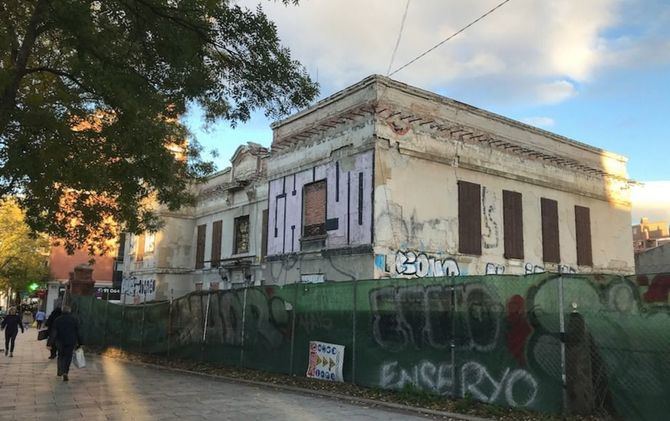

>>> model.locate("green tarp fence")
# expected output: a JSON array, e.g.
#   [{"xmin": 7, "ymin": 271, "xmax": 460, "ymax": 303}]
[{"xmin": 71, "ymin": 273, "xmax": 670, "ymax": 420}]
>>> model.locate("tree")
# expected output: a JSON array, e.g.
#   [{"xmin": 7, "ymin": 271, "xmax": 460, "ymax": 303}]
[
  {"xmin": 0, "ymin": 199, "xmax": 50, "ymax": 298},
  {"xmin": 0, "ymin": 0, "xmax": 318, "ymax": 253}
]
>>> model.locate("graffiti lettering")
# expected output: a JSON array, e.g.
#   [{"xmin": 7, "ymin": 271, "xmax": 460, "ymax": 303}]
[
  {"xmin": 379, "ymin": 360, "xmax": 538, "ymax": 407},
  {"xmin": 394, "ymin": 251, "xmax": 460, "ymax": 278},
  {"xmin": 485, "ymin": 263, "xmax": 505, "ymax": 275},
  {"xmin": 524, "ymin": 263, "xmax": 545, "ymax": 275},
  {"xmin": 482, "ymin": 187, "xmax": 500, "ymax": 249}
]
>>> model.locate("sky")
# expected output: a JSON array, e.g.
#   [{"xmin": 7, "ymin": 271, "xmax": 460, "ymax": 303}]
[{"xmin": 183, "ymin": 0, "xmax": 670, "ymax": 222}]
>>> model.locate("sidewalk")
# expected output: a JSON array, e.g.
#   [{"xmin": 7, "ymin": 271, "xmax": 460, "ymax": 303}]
[{"xmin": 0, "ymin": 331, "xmax": 432, "ymax": 420}]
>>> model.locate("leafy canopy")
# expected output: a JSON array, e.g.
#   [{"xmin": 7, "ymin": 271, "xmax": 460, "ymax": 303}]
[
  {"xmin": 0, "ymin": 0, "xmax": 318, "ymax": 253},
  {"xmin": 0, "ymin": 198, "xmax": 50, "ymax": 294}
]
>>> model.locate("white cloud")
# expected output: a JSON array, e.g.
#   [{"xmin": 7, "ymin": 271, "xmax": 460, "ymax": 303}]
[
  {"xmin": 240, "ymin": 0, "xmax": 628, "ymax": 105},
  {"xmin": 631, "ymin": 181, "xmax": 670, "ymax": 224},
  {"xmin": 521, "ymin": 116, "xmax": 555, "ymax": 128}
]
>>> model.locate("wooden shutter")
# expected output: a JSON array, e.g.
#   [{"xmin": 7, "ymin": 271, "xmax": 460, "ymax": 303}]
[
  {"xmin": 575, "ymin": 206, "xmax": 593, "ymax": 266},
  {"xmin": 541, "ymin": 198, "xmax": 560, "ymax": 263},
  {"xmin": 211, "ymin": 220, "xmax": 222, "ymax": 267},
  {"xmin": 195, "ymin": 224, "xmax": 206, "ymax": 269},
  {"xmin": 503, "ymin": 190, "xmax": 524, "ymax": 259},
  {"xmin": 135, "ymin": 234, "xmax": 145, "ymax": 261},
  {"xmin": 458, "ymin": 181, "xmax": 482, "ymax": 255},
  {"xmin": 261, "ymin": 209, "xmax": 269, "ymax": 259},
  {"xmin": 303, "ymin": 180, "xmax": 327, "ymax": 237}
]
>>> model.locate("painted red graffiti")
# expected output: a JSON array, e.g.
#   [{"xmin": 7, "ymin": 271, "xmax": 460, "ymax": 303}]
[
  {"xmin": 506, "ymin": 295, "xmax": 532, "ymax": 366},
  {"xmin": 642, "ymin": 274, "xmax": 670, "ymax": 303}
]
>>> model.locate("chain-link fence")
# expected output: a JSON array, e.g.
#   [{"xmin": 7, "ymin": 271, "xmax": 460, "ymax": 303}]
[{"xmin": 71, "ymin": 273, "xmax": 670, "ymax": 420}]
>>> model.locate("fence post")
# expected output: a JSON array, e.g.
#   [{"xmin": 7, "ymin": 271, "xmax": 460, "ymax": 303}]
[
  {"xmin": 121, "ymin": 300, "xmax": 126, "ymax": 351},
  {"xmin": 239, "ymin": 287, "xmax": 248, "ymax": 367},
  {"xmin": 140, "ymin": 293, "xmax": 146, "ymax": 354},
  {"xmin": 289, "ymin": 285, "xmax": 298, "ymax": 376},
  {"xmin": 202, "ymin": 292, "xmax": 211, "ymax": 362},
  {"xmin": 167, "ymin": 295, "xmax": 173, "ymax": 359},
  {"xmin": 558, "ymin": 275, "xmax": 568, "ymax": 414},
  {"xmin": 450, "ymin": 275, "xmax": 457, "ymax": 398},
  {"xmin": 102, "ymin": 299, "xmax": 109, "ymax": 348},
  {"xmin": 351, "ymin": 278, "xmax": 357, "ymax": 385}
]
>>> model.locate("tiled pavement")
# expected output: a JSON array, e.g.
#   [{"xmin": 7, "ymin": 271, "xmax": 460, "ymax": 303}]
[{"xmin": 0, "ymin": 332, "xmax": 429, "ymax": 420}]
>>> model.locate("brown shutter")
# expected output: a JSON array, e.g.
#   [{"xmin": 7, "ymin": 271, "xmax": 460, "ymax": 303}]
[
  {"xmin": 195, "ymin": 224, "xmax": 206, "ymax": 269},
  {"xmin": 136, "ymin": 234, "xmax": 145, "ymax": 261},
  {"xmin": 458, "ymin": 181, "xmax": 482, "ymax": 255},
  {"xmin": 575, "ymin": 206, "xmax": 593, "ymax": 266},
  {"xmin": 503, "ymin": 190, "xmax": 524, "ymax": 259},
  {"xmin": 211, "ymin": 220, "xmax": 222, "ymax": 267},
  {"xmin": 541, "ymin": 198, "xmax": 560, "ymax": 263},
  {"xmin": 261, "ymin": 209, "xmax": 269, "ymax": 259},
  {"xmin": 303, "ymin": 180, "xmax": 327, "ymax": 237}
]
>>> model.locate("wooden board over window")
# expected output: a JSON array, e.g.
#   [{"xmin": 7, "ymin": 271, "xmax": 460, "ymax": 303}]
[
  {"xmin": 503, "ymin": 190, "xmax": 524, "ymax": 259},
  {"xmin": 234, "ymin": 215, "xmax": 250, "ymax": 255},
  {"xmin": 195, "ymin": 224, "xmax": 206, "ymax": 269},
  {"xmin": 135, "ymin": 234, "xmax": 145, "ymax": 262},
  {"xmin": 303, "ymin": 180, "xmax": 327, "ymax": 237},
  {"xmin": 211, "ymin": 220, "xmax": 222, "ymax": 267},
  {"xmin": 575, "ymin": 206, "xmax": 593, "ymax": 266},
  {"xmin": 458, "ymin": 180, "xmax": 482, "ymax": 255},
  {"xmin": 541, "ymin": 198, "xmax": 560, "ymax": 263},
  {"xmin": 261, "ymin": 209, "xmax": 269, "ymax": 259}
]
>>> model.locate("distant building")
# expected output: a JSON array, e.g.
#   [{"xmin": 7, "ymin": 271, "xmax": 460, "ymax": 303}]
[
  {"xmin": 632, "ymin": 217, "xmax": 670, "ymax": 252},
  {"xmin": 635, "ymin": 243, "xmax": 670, "ymax": 274}
]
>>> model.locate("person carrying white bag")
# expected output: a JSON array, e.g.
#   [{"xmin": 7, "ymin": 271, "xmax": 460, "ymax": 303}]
[{"xmin": 52, "ymin": 305, "xmax": 83, "ymax": 382}]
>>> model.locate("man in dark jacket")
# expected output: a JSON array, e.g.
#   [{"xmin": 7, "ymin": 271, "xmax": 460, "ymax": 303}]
[
  {"xmin": 45, "ymin": 306, "xmax": 62, "ymax": 359},
  {"xmin": 52, "ymin": 305, "xmax": 82, "ymax": 382},
  {"xmin": 1, "ymin": 307, "xmax": 24, "ymax": 357}
]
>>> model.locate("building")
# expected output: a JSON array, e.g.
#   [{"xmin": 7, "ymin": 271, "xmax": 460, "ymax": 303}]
[
  {"xmin": 635, "ymin": 243, "xmax": 670, "ymax": 274},
  {"xmin": 120, "ymin": 143, "xmax": 269, "ymax": 302},
  {"xmin": 123, "ymin": 75, "xmax": 635, "ymax": 301},
  {"xmin": 632, "ymin": 217, "xmax": 670, "ymax": 252},
  {"xmin": 45, "ymin": 244, "xmax": 120, "ymax": 314}
]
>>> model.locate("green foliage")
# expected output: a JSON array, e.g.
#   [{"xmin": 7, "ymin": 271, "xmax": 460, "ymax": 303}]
[
  {"xmin": 0, "ymin": 199, "xmax": 50, "ymax": 295},
  {"xmin": 0, "ymin": 0, "xmax": 318, "ymax": 252}
]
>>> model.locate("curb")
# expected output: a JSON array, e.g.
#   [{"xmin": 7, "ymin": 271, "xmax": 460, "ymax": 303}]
[{"xmin": 98, "ymin": 354, "xmax": 491, "ymax": 421}]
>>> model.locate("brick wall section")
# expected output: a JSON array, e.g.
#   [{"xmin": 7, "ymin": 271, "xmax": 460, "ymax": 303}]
[{"xmin": 304, "ymin": 180, "xmax": 326, "ymax": 236}]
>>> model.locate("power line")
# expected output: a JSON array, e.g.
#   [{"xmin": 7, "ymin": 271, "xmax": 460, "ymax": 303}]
[
  {"xmin": 389, "ymin": 0, "xmax": 512, "ymax": 76},
  {"xmin": 386, "ymin": 0, "xmax": 411, "ymax": 76}
]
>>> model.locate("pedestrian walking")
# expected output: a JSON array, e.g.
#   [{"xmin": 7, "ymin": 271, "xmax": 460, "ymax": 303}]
[
  {"xmin": 45, "ymin": 306, "xmax": 62, "ymax": 359},
  {"xmin": 35, "ymin": 309, "xmax": 46, "ymax": 329},
  {"xmin": 22, "ymin": 309, "xmax": 32, "ymax": 330},
  {"xmin": 1, "ymin": 307, "xmax": 24, "ymax": 357},
  {"xmin": 52, "ymin": 305, "xmax": 82, "ymax": 382}
]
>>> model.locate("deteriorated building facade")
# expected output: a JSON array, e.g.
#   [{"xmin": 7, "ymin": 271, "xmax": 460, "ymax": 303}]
[{"xmin": 122, "ymin": 76, "xmax": 635, "ymax": 301}]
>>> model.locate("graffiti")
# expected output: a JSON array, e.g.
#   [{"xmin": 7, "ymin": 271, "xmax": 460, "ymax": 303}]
[
  {"xmin": 558, "ymin": 265, "xmax": 577, "ymax": 274},
  {"xmin": 394, "ymin": 251, "xmax": 460, "ymax": 278},
  {"xmin": 641, "ymin": 274, "xmax": 670, "ymax": 303},
  {"xmin": 462, "ymin": 361, "xmax": 538, "ymax": 407},
  {"xmin": 379, "ymin": 360, "xmax": 538, "ymax": 407},
  {"xmin": 524, "ymin": 263, "xmax": 545, "ymax": 275},
  {"xmin": 121, "ymin": 277, "xmax": 156, "ymax": 303},
  {"xmin": 481, "ymin": 187, "xmax": 500, "ymax": 249},
  {"xmin": 380, "ymin": 360, "xmax": 453, "ymax": 395},
  {"xmin": 369, "ymin": 283, "xmax": 502, "ymax": 352},
  {"xmin": 485, "ymin": 263, "xmax": 505, "ymax": 275},
  {"xmin": 506, "ymin": 295, "xmax": 532, "ymax": 366},
  {"xmin": 173, "ymin": 287, "xmax": 291, "ymax": 349}
]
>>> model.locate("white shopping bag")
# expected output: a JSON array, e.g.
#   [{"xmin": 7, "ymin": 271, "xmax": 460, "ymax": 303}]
[{"xmin": 73, "ymin": 348, "xmax": 86, "ymax": 369}]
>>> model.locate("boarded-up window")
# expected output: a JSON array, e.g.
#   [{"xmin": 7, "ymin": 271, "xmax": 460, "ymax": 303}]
[
  {"xmin": 135, "ymin": 234, "xmax": 145, "ymax": 262},
  {"xmin": 541, "ymin": 198, "xmax": 560, "ymax": 263},
  {"xmin": 195, "ymin": 224, "xmax": 206, "ymax": 269},
  {"xmin": 503, "ymin": 190, "xmax": 524, "ymax": 259},
  {"xmin": 303, "ymin": 180, "xmax": 326, "ymax": 237},
  {"xmin": 234, "ymin": 216, "xmax": 250, "ymax": 254},
  {"xmin": 261, "ymin": 209, "xmax": 269, "ymax": 259},
  {"xmin": 458, "ymin": 181, "xmax": 482, "ymax": 255},
  {"xmin": 575, "ymin": 206, "xmax": 593, "ymax": 266},
  {"xmin": 211, "ymin": 220, "xmax": 222, "ymax": 267}
]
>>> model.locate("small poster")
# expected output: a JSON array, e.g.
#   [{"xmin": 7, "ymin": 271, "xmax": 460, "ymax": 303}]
[{"xmin": 306, "ymin": 341, "xmax": 345, "ymax": 382}]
